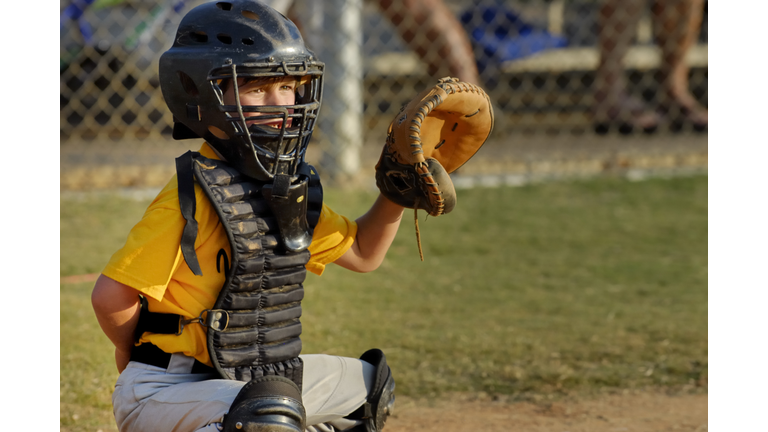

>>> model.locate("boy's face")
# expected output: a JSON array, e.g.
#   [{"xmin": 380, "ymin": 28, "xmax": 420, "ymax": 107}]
[{"xmin": 222, "ymin": 76, "xmax": 297, "ymax": 128}]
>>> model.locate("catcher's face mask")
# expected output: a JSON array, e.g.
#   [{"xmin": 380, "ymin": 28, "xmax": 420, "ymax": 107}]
[
  {"xmin": 211, "ymin": 71, "xmax": 321, "ymax": 179},
  {"xmin": 159, "ymin": 0, "xmax": 324, "ymax": 181}
]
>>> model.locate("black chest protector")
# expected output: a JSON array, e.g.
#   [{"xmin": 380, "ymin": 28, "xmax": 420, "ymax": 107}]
[{"xmin": 173, "ymin": 151, "xmax": 323, "ymax": 388}]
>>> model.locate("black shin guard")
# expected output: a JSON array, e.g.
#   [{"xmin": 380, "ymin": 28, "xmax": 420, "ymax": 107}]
[
  {"xmin": 223, "ymin": 375, "xmax": 306, "ymax": 432},
  {"xmin": 346, "ymin": 349, "xmax": 396, "ymax": 432}
]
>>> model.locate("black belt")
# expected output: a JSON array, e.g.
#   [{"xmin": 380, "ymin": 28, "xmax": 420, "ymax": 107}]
[{"xmin": 130, "ymin": 342, "xmax": 216, "ymax": 375}]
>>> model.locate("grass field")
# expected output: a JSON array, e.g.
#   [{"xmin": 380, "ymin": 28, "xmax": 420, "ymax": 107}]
[{"xmin": 61, "ymin": 175, "xmax": 707, "ymax": 431}]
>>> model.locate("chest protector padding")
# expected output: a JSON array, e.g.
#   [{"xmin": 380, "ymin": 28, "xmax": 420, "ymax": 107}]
[{"xmin": 188, "ymin": 152, "xmax": 322, "ymax": 388}]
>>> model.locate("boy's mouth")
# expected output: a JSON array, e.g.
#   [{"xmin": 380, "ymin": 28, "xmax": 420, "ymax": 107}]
[{"xmin": 250, "ymin": 118, "xmax": 292, "ymax": 129}]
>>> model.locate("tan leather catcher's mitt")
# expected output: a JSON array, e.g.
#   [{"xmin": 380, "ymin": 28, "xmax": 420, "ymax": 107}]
[{"xmin": 376, "ymin": 77, "xmax": 494, "ymax": 216}]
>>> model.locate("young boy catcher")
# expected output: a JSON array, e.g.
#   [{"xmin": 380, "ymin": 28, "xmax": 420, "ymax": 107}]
[{"xmin": 91, "ymin": 1, "xmax": 493, "ymax": 431}]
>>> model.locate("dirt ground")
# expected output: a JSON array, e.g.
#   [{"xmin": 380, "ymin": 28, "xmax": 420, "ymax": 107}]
[{"xmin": 384, "ymin": 391, "xmax": 707, "ymax": 432}]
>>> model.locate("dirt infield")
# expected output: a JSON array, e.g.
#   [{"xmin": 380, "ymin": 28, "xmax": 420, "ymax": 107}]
[{"xmin": 385, "ymin": 391, "xmax": 707, "ymax": 432}]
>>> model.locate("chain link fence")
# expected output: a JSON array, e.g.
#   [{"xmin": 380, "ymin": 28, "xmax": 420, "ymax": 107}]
[{"xmin": 60, "ymin": 0, "xmax": 707, "ymax": 190}]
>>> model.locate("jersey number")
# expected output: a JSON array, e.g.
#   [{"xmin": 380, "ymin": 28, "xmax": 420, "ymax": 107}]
[{"xmin": 217, "ymin": 248, "xmax": 230, "ymax": 274}]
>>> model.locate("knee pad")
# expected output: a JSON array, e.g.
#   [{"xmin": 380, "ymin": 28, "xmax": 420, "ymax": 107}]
[
  {"xmin": 346, "ymin": 348, "xmax": 396, "ymax": 432},
  {"xmin": 222, "ymin": 375, "xmax": 306, "ymax": 432}
]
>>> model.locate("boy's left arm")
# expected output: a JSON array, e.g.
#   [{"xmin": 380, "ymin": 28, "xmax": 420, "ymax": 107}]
[{"xmin": 334, "ymin": 194, "xmax": 404, "ymax": 273}]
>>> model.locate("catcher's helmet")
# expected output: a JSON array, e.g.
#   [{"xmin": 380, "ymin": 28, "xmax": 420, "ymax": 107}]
[{"xmin": 159, "ymin": 0, "xmax": 324, "ymax": 181}]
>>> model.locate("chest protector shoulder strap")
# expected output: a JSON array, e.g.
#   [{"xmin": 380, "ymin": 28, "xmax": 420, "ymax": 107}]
[{"xmin": 176, "ymin": 151, "xmax": 323, "ymax": 389}]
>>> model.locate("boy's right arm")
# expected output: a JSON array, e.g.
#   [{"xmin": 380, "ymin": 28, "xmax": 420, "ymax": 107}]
[{"xmin": 91, "ymin": 274, "xmax": 142, "ymax": 373}]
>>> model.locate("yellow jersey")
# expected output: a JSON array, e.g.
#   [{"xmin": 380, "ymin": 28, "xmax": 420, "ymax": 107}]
[{"xmin": 102, "ymin": 142, "xmax": 357, "ymax": 366}]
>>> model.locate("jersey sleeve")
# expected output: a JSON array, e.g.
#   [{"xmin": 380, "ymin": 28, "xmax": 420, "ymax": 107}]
[
  {"xmin": 306, "ymin": 203, "xmax": 357, "ymax": 275},
  {"xmin": 102, "ymin": 143, "xmax": 226, "ymax": 302},
  {"xmin": 101, "ymin": 179, "xmax": 188, "ymax": 302}
]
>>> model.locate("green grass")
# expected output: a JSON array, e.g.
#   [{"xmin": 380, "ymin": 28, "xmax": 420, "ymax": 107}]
[
  {"xmin": 61, "ymin": 281, "xmax": 122, "ymax": 431},
  {"xmin": 60, "ymin": 194, "xmax": 156, "ymax": 276},
  {"xmin": 61, "ymin": 175, "xmax": 707, "ymax": 430}
]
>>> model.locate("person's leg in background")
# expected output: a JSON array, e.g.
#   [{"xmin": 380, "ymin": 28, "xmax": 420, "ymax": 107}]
[
  {"xmin": 376, "ymin": 0, "xmax": 481, "ymax": 85},
  {"xmin": 594, "ymin": 0, "xmax": 661, "ymax": 134},
  {"xmin": 653, "ymin": 0, "xmax": 708, "ymax": 129}
]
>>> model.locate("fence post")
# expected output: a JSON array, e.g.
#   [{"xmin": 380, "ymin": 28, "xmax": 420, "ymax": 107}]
[{"xmin": 297, "ymin": 0, "xmax": 364, "ymax": 179}]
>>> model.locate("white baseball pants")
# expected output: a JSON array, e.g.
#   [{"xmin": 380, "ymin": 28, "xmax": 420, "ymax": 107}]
[{"xmin": 112, "ymin": 354, "xmax": 374, "ymax": 432}]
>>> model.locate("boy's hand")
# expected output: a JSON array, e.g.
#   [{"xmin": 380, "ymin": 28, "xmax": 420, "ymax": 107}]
[{"xmin": 375, "ymin": 77, "xmax": 494, "ymax": 217}]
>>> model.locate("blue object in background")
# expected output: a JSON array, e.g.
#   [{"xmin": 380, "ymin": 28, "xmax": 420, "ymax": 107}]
[
  {"xmin": 460, "ymin": 5, "xmax": 568, "ymax": 72},
  {"xmin": 61, "ymin": 0, "xmax": 98, "ymax": 43}
]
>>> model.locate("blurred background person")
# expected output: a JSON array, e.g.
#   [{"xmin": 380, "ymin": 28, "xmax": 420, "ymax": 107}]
[
  {"xmin": 375, "ymin": 0, "xmax": 481, "ymax": 85},
  {"xmin": 267, "ymin": 0, "xmax": 480, "ymax": 85},
  {"xmin": 594, "ymin": 0, "xmax": 708, "ymax": 134}
]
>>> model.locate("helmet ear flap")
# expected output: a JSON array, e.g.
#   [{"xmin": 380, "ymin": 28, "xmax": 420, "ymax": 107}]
[
  {"xmin": 178, "ymin": 71, "xmax": 200, "ymax": 97},
  {"xmin": 172, "ymin": 121, "xmax": 201, "ymax": 140}
]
